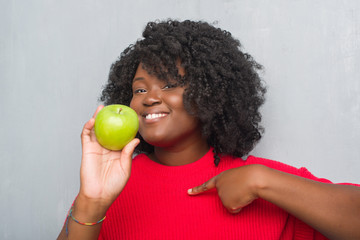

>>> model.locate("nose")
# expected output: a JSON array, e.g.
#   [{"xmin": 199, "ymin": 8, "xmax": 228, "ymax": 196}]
[{"xmin": 142, "ymin": 89, "xmax": 162, "ymax": 106}]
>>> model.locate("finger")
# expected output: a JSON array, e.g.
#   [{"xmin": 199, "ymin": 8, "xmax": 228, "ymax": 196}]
[
  {"xmin": 89, "ymin": 106, "xmax": 104, "ymax": 142},
  {"xmin": 93, "ymin": 105, "xmax": 104, "ymax": 118},
  {"xmin": 120, "ymin": 138, "xmax": 140, "ymax": 171},
  {"xmin": 229, "ymin": 207, "xmax": 242, "ymax": 214},
  {"xmin": 188, "ymin": 176, "xmax": 217, "ymax": 195},
  {"xmin": 81, "ymin": 118, "xmax": 95, "ymax": 144},
  {"xmin": 81, "ymin": 106, "xmax": 104, "ymax": 143}
]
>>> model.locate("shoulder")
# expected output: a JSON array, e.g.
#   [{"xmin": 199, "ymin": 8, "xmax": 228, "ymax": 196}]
[
  {"xmin": 218, "ymin": 154, "xmax": 301, "ymax": 174},
  {"xmin": 217, "ymin": 154, "xmax": 298, "ymax": 174},
  {"xmin": 243, "ymin": 155, "xmax": 333, "ymax": 183},
  {"xmin": 245, "ymin": 155, "xmax": 302, "ymax": 175}
]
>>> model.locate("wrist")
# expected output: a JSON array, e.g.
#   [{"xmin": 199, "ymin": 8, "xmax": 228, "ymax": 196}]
[{"xmin": 72, "ymin": 194, "xmax": 110, "ymax": 222}]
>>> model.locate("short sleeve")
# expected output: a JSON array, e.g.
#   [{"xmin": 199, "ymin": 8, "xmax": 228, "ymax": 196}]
[
  {"xmin": 298, "ymin": 167, "xmax": 332, "ymax": 183},
  {"xmin": 299, "ymin": 167, "xmax": 360, "ymax": 187}
]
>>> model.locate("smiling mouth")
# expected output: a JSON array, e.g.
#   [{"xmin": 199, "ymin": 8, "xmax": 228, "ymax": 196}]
[{"xmin": 144, "ymin": 113, "xmax": 168, "ymax": 120}]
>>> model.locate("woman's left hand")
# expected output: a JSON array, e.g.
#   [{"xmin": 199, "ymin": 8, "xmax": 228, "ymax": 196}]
[
  {"xmin": 188, "ymin": 165, "xmax": 266, "ymax": 213},
  {"xmin": 188, "ymin": 164, "xmax": 360, "ymax": 239}
]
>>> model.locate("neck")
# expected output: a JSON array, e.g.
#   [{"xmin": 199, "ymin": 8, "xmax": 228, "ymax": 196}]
[{"xmin": 149, "ymin": 139, "xmax": 209, "ymax": 166}]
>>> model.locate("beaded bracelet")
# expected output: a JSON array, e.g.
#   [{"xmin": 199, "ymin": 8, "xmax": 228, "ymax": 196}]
[
  {"xmin": 65, "ymin": 200, "xmax": 106, "ymax": 236},
  {"xmin": 69, "ymin": 206, "xmax": 106, "ymax": 225}
]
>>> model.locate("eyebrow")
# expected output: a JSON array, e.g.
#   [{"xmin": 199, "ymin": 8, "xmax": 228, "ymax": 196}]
[{"xmin": 132, "ymin": 77, "xmax": 145, "ymax": 83}]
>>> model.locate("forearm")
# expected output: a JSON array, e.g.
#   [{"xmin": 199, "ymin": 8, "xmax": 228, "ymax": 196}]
[
  {"xmin": 258, "ymin": 166, "xmax": 360, "ymax": 240},
  {"xmin": 57, "ymin": 195, "xmax": 109, "ymax": 240}
]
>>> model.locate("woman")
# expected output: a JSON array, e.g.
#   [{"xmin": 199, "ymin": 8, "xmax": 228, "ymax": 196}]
[{"xmin": 58, "ymin": 20, "xmax": 360, "ymax": 240}]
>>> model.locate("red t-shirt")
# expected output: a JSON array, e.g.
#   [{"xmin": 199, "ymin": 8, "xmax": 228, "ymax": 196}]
[{"xmin": 99, "ymin": 148, "xmax": 353, "ymax": 239}]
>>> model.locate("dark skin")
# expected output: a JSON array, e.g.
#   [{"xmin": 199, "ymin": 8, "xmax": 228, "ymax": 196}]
[
  {"xmin": 189, "ymin": 165, "xmax": 360, "ymax": 240},
  {"xmin": 57, "ymin": 64, "xmax": 209, "ymax": 239},
  {"xmin": 130, "ymin": 63, "xmax": 209, "ymax": 166},
  {"xmin": 57, "ymin": 65, "xmax": 360, "ymax": 240}
]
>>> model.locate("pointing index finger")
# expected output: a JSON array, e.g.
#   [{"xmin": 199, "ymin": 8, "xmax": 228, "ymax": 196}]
[{"xmin": 188, "ymin": 176, "xmax": 217, "ymax": 195}]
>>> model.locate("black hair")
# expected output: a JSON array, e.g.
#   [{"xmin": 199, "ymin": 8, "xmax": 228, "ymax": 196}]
[{"xmin": 100, "ymin": 19, "xmax": 266, "ymax": 166}]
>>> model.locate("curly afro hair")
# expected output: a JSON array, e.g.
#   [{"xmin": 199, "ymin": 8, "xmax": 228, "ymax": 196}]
[{"xmin": 100, "ymin": 19, "xmax": 266, "ymax": 166}]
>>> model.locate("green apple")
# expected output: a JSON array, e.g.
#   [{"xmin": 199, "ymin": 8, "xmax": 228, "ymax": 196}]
[{"xmin": 94, "ymin": 104, "xmax": 139, "ymax": 150}]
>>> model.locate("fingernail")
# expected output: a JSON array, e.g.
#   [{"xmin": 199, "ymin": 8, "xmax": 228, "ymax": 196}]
[
  {"xmin": 187, "ymin": 188, "xmax": 193, "ymax": 194},
  {"xmin": 231, "ymin": 208, "xmax": 241, "ymax": 214}
]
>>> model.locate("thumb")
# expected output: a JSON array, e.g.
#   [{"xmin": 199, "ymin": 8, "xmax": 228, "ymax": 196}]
[
  {"xmin": 188, "ymin": 176, "xmax": 217, "ymax": 195},
  {"xmin": 120, "ymin": 138, "xmax": 140, "ymax": 170}
]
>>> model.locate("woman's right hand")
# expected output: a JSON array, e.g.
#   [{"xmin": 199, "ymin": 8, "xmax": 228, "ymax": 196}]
[
  {"xmin": 57, "ymin": 105, "xmax": 139, "ymax": 239},
  {"xmin": 78, "ymin": 105, "xmax": 140, "ymax": 208}
]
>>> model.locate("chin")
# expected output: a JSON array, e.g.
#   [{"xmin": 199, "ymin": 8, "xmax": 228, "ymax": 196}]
[
  {"xmin": 140, "ymin": 134, "xmax": 164, "ymax": 146},
  {"xmin": 143, "ymin": 139, "xmax": 171, "ymax": 148},
  {"xmin": 141, "ymin": 136, "xmax": 177, "ymax": 148}
]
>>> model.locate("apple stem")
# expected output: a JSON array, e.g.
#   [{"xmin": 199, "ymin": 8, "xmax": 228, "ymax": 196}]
[{"xmin": 118, "ymin": 108, "xmax": 122, "ymax": 114}]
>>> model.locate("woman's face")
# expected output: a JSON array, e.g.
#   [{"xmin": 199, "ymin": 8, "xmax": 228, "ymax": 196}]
[{"xmin": 130, "ymin": 63, "xmax": 202, "ymax": 148}]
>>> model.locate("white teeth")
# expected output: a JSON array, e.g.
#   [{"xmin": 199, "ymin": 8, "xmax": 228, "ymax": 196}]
[{"xmin": 145, "ymin": 113, "xmax": 167, "ymax": 120}]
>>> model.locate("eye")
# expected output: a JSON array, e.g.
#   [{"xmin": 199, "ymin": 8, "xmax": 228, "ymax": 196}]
[
  {"xmin": 162, "ymin": 83, "xmax": 178, "ymax": 90},
  {"xmin": 133, "ymin": 88, "xmax": 146, "ymax": 94}
]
